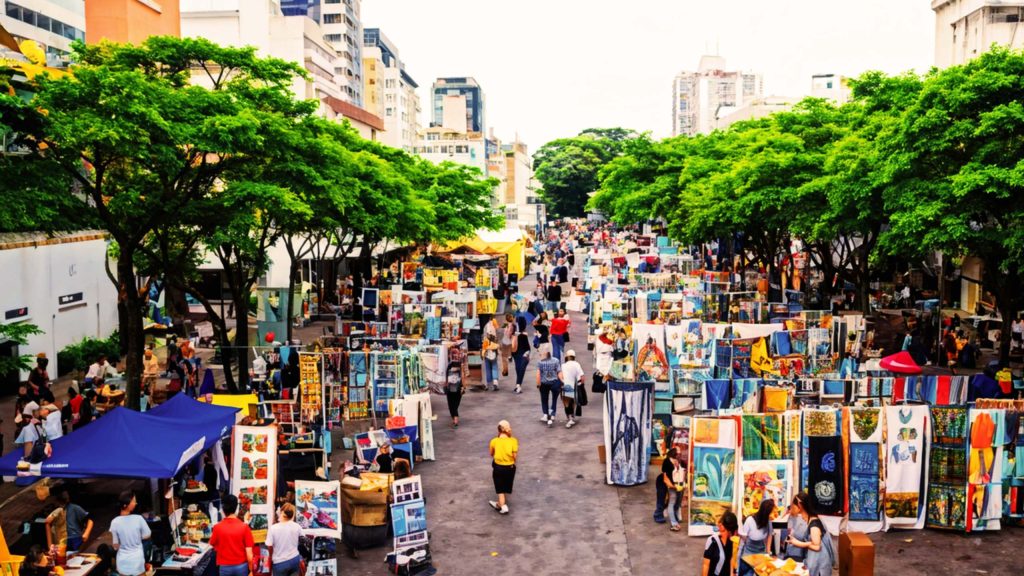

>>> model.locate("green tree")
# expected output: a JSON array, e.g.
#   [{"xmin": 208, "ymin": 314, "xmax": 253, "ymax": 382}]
[
  {"xmin": 533, "ymin": 128, "xmax": 639, "ymax": 218},
  {"xmin": 0, "ymin": 322, "xmax": 44, "ymax": 379},
  {"xmin": 0, "ymin": 37, "xmax": 309, "ymax": 408},
  {"xmin": 881, "ymin": 47, "xmax": 1024, "ymax": 362}
]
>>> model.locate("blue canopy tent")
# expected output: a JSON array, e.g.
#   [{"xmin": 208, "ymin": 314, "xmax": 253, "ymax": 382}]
[{"xmin": 0, "ymin": 395, "xmax": 238, "ymax": 479}]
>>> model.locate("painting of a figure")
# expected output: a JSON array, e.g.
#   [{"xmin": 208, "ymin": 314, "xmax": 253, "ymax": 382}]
[{"xmin": 603, "ymin": 381, "xmax": 653, "ymax": 486}]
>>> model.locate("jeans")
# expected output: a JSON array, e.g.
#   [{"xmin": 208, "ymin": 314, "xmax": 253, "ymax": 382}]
[
  {"xmin": 551, "ymin": 333, "xmax": 565, "ymax": 361},
  {"xmin": 513, "ymin": 353, "xmax": 529, "ymax": 385},
  {"xmin": 445, "ymin": 389, "xmax": 462, "ymax": 418},
  {"xmin": 547, "ymin": 301, "xmax": 560, "ymax": 313},
  {"xmin": 667, "ymin": 489, "xmax": 681, "ymax": 527},
  {"xmin": 272, "ymin": 556, "xmax": 301, "ymax": 576},
  {"xmin": 67, "ymin": 537, "xmax": 83, "ymax": 553},
  {"xmin": 654, "ymin": 481, "xmax": 679, "ymax": 522},
  {"xmin": 218, "ymin": 563, "xmax": 249, "ymax": 576},
  {"xmin": 540, "ymin": 382, "xmax": 562, "ymax": 416},
  {"xmin": 483, "ymin": 357, "xmax": 499, "ymax": 386}
]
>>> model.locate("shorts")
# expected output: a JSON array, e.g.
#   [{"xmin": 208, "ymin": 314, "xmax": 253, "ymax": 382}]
[{"xmin": 492, "ymin": 462, "xmax": 516, "ymax": 494}]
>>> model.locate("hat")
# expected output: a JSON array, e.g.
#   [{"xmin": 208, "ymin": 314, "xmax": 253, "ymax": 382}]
[
  {"xmin": 36, "ymin": 352, "xmax": 46, "ymax": 359},
  {"xmin": 564, "ymin": 349, "xmax": 577, "ymax": 359}
]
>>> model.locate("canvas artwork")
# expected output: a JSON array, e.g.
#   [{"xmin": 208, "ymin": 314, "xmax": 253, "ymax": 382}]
[
  {"xmin": 740, "ymin": 460, "xmax": 794, "ymax": 523},
  {"xmin": 966, "ymin": 408, "xmax": 1004, "ymax": 531},
  {"xmin": 665, "ymin": 320, "xmax": 703, "ymax": 367},
  {"xmin": 741, "ymin": 415, "xmax": 783, "ymax": 460},
  {"xmin": 603, "ymin": 381, "xmax": 653, "ymax": 486},
  {"xmin": 633, "ymin": 323, "xmax": 669, "ymax": 382},
  {"xmin": 849, "ymin": 442, "xmax": 881, "ymax": 521},
  {"xmin": 884, "ymin": 405, "xmax": 929, "ymax": 525},
  {"xmin": 295, "ymin": 481, "xmax": 342, "ymax": 538},
  {"xmin": 672, "ymin": 368, "xmax": 709, "ymax": 397},
  {"xmin": 927, "ymin": 484, "xmax": 967, "ymax": 530},
  {"xmin": 232, "ymin": 425, "xmax": 278, "ymax": 543},
  {"xmin": 689, "ymin": 417, "xmax": 738, "ymax": 536}
]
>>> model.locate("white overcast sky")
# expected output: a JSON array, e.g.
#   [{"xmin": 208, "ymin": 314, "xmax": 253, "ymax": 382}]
[{"xmin": 361, "ymin": 0, "xmax": 935, "ymax": 152}]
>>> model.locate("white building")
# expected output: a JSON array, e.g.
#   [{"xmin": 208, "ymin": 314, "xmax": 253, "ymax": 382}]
[
  {"xmin": 0, "ymin": 0, "xmax": 85, "ymax": 67},
  {"xmin": 500, "ymin": 140, "xmax": 543, "ymax": 229},
  {"xmin": 810, "ymin": 73, "xmax": 852, "ymax": 103},
  {"xmin": 414, "ymin": 124, "xmax": 487, "ymax": 174},
  {"xmin": 933, "ymin": 0, "xmax": 1024, "ymax": 68},
  {"xmin": 180, "ymin": 0, "xmax": 382, "ymax": 139},
  {"xmin": 317, "ymin": 0, "xmax": 362, "ymax": 105},
  {"xmin": 714, "ymin": 95, "xmax": 800, "ymax": 130},
  {"xmin": 672, "ymin": 55, "xmax": 763, "ymax": 136},
  {"xmin": 0, "ymin": 232, "xmax": 119, "ymax": 387},
  {"xmin": 362, "ymin": 28, "xmax": 420, "ymax": 151}
]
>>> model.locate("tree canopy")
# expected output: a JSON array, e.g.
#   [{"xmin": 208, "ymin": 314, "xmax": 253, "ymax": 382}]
[{"xmin": 533, "ymin": 127, "xmax": 639, "ymax": 218}]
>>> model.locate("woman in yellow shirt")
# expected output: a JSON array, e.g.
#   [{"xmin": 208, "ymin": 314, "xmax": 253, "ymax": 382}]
[{"xmin": 489, "ymin": 420, "xmax": 518, "ymax": 515}]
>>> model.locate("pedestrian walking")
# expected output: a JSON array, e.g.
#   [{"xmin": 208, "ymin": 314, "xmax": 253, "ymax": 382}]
[
  {"xmin": 109, "ymin": 491, "xmax": 151, "ymax": 576},
  {"xmin": 536, "ymin": 348, "xmax": 562, "ymax": 426},
  {"xmin": 500, "ymin": 313, "xmax": 515, "ymax": 377},
  {"xmin": 532, "ymin": 311, "xmax": 550, "ymax": 354},
  {"xmin": 786, "ymin": 492, "xmax": 836, "ymax": 576},
  {"xmin": 483, "ymin": 316, "xmax": 501, "ymax": 391},
  {"xmin": 546, "ymin": 279, "xmax": 562, "ymax": 312},
  {"xmin": 549, "ymin": 308, "xmax": 570, "ymax": 361},
  {"xmin": 511, "ymin": 318, "xmax": 530, "ymax": 394},
  {"xmin": 488, "ymin": 420, "xmax": 518, "ymax": 515},
  {"xmin": 560, "ymin": 350, "xmax": 585, "ymax": 428},
  {"xmin": 266, "ymin": 503, "xmax": 302, "ymax": 576},
  {"xmin": 701, "ymin": 511, "xmax": 738, "ymax": 576},
  {"xmin": 738, "ymin": 499, "xmax": 776, "ymax": 575},
  {"xmin": 445, "ymin": 361, "xmax": 465, "ymax": 428},
  {"xmin": 210, "ymin": 494, "xmax": 255, "ymax": 576}
]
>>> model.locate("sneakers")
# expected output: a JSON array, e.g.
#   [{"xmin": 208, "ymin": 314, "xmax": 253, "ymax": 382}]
[
  {"xmin": 547, "ymin": 416, "xmax": 554, "ymax": 427},
  {"xmin": 489, "ymin": 500, "xmax": 500, "ymax": 511},
  {"xmin": 566, "ymin": 418, "xmax": 576, "ymax": 429},
  {"xmin": 491, "ymin": 383, "xmax": 500, "ymax": 392},
  {"xmin": 514, "ymin": 385, "xmax": 522, "ymax": 394},
  {"xmin": 540, "ymin": 414, "xmax": 550, "ymax": 422},
  {"xmin": 499, "ymin": 505, "xmax": 509, "ymax": 515}
]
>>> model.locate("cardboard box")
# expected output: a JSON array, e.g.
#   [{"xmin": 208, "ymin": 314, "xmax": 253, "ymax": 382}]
[
  {"xmin": 839, "ymin": 531, "xmax": 874, "ymax": 576},
  {"xmin": 597, "ymin": 444, "xmax": 606, "ymax": 464}
]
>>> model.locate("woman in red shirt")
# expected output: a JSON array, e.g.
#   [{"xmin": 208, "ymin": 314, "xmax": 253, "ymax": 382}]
[{"xmin": 549, "ymin": 309, "xmax": 571, "ymax": 361}]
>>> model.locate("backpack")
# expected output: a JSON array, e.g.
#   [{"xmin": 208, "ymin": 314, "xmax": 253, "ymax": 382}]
[{"xmin": 28, "ymin": 424, "xmax": 49, "ymax": 464}]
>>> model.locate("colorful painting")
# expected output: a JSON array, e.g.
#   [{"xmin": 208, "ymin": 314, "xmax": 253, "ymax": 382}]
[
  {"xmin": 884, "ymin": 405, "xmax": 929, "ymax": 525},
  {"xmin": 850, "ymin": 408, "xmax": 881, "ymax": 442},
  {"xmin": 805, "ymin": 409, "xmax": 838, "ymax": 437},
  {"xmin": 242, "ymin": 434, "xmax": 268, "ymax": 453},
  {"xmin": 295, "ymin": 480, "xmax": 342, "ymax": 538},
  {"xmin": 602, "ymin": 381, "xmax": 653, "ymax": 486},
  {"xmin": 693, "ymin": 418, "xmax": 720, "ymax": 445},
  {"xmin": 927, "ymin": 484, "xmax": 967, "ymax": 529},
  {"xmin": 740, "ymin": 460, "xmax": 794, "ymax": 523},
  {"xmin": 807, "ymin": 435, "xmax": 844, "ymax": 515},
  {"xmin": 232, "ymin": 425, "xmax": 278, "ymax": 543},
  {"xmin": 741, "ymin": 415, "xmax": 783, "ymax": 460},
  {"xmin": 693, "ymin": 446, "xmax": 735, "ymax": 502},
  {"xmin": 849, "ymin": 443, "xmax": 881, "ymax": 521},
  {"xmin": 634, "ymin": 324, "xmax": 669, "ymax": 382}
]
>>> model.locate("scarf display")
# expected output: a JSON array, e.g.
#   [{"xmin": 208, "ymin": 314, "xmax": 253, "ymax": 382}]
[
  {"xmin": 967, "ymin": 408, "xmax": 1005, "ymax": 531},
  {"xmin": 603, "ymin": 380, "xmax": 653, "ymax": 486},
  {"xmin": 884, "ymin": 405, "xmax": 929, "ymax": 526}
]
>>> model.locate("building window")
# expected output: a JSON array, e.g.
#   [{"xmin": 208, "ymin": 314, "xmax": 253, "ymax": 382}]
[
  {"xmin": 325, "ymin": 34, "xmax": 343, "ymax": 43},
  {"xmin": 323, "ymin": 13, "xmax": 342, "ymax": 24},
  {"xmin": 6, "ymin": 2, "xmax": 84, "ymax": 42},
  {"xmin": 386, "ymin": 107, "xmax": 394, "ymax": 116}
]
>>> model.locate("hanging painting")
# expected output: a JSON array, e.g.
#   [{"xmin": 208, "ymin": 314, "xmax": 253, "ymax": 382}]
[
  {"xmin": 294, "ymin": 480, "xmax": 342, "ymax": 538},
  {"xmin": 232, "ymin": 425, "xmax": 278, "ymax": 542},
  {"xmin": 739, "ymin": 460, "xmax": 794, "ymax": 524},
  {"xmin": 884, "ymin": 404, "xmax": 929, "ymax": 526},
  {"xmin": 633, "ymin": 323, "xmax": 669, "ymax": 383},
  {"xmin": 603, "ymin": 381, "xmax": 653, "ymax": 486},
  {"xmin": 688, "ymin": 417, "xmax": 738, "ymax": 536},
  {"xmin": 847, "ymin": 407, "xmax": 884, "ymax": 526},
  {"xmin": 807, "ymin": 435, "xmax": 844, "ymax": 515}
]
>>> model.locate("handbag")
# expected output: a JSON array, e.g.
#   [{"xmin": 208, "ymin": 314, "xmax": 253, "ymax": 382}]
[
  {"xmin": 532, "ymin": 335, "xmax": 540, "ymax": 349},
  {"xmin": 576, "ymin": 381, "xmax": 588, "ymax": 407},
  {"xmin": 564, "ymin": 332, "xmax": 570, "ymax": 343},
  {"xmin": 592, "ymin": 372, "xmax": 607, "ymax": 394}
]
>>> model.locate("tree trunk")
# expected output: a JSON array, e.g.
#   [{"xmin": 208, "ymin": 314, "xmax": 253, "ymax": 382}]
[
  {"xmin": 117, "ymin": 251, "xmax": 145, "ymax": 411},
  {"xmin": 232, "ymin": 286, "xmax": 250, "ymax": 393}
]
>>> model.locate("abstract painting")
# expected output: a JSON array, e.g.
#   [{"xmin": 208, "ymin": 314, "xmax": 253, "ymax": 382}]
[
  {"xmin": 850, "ymin": 408, "xmax": 882, "ymax": 443},
  {"xmin": 741, "ymin": 415, "xmax": 783, "ymax": 460},
  {"xmin": 688, "ymin": 417, "xmax": 738, "ymax": 536},
  {"xmin": 849, "ymin": 443, "xmax": 880, "ymax": 521},
  {"xmin": 603, "ymin": 381, "xmax": 653, "ymax": 486},
  {"xmin": 295, "ymin": 480, "xmax": 341, "ymax": 538},
  {"xmin": 926, "ymin": 484, "xmax": 967, "ymax": 530},
  {"xmin": 740, "ymin": 460, "xmax": 793, "ymax": 523}
]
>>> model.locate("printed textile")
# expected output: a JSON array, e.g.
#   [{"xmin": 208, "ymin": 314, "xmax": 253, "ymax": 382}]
[{"xmin": 603, "ymin": 381, "xmax": 653, "ymax": 486}]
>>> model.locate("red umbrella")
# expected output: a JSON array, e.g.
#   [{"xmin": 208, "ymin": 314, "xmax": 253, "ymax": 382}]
[{"xmin": 879, "ymin": 350, "xmax": 922, "ymax": 374}]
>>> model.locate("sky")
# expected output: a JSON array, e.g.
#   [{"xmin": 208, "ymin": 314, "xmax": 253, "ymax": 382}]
[{"xmin": 361, "ymin": 0, "xmax": 935, "ymax": 152}]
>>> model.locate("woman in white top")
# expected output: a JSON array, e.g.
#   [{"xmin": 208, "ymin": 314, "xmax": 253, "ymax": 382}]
[
  {"xmin": 593, "ymin": 328, "xmax": 615, "ymax": 377},
  {"xmin": 266, "ymin": 503, "xmax": 303, "ymax": 576},
  {"xmin": 560, "ymin": 350, "xmax": 585, "ymax": 428},
  {"xmin": 109, "ymin": 491, "xmax": 151, "ymax": 576}
]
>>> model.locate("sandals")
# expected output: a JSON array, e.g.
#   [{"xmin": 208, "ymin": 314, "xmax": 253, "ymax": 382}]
[{"xmin": 669, "ymin": 525, "xmax": 681, "ymax": 532}]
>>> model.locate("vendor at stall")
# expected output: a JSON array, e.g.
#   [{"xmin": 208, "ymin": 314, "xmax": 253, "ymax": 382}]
[
  {"xmin": 110, "ymin": 491, "xmax": 151, "ymax": 576},
  {"xmin": 84, "ymin": 355, "xmax": 119, "ymax": 387}
]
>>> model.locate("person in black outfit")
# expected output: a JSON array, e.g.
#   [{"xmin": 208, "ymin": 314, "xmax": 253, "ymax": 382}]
[
  {"xmin": 546, "ymin": 280, "xmax": 562, "ymax": 312},
  {"xmin": 445, "ymin": 362, "xmax": 464, "ymax": 428},
  {"xmin": 20, "ymin": 546, "xmax": 50, "ymax": 576},
  {"xmin": 702, "ymin": 511, "xmax": 738, "ymax": 576},
  {"xmin": 511, "ymin": 320, "xmax": 531, "ymax": 394},
  {"xmin": 281, "ymin": 352, "xmax": 300, "ymax": 397}
]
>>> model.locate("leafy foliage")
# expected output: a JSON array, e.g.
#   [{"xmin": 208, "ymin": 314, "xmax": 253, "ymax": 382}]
[
  {"xmin": 0, "ymin": 322, "xmax": 44, "ymax": 377},
  {"xmin": 533, "ymin": 128, "xmax": 640, "ymax": 218}
]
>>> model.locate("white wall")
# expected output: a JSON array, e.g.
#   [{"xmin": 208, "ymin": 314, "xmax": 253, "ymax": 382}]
[{"xmin": 0, "ymin": 233, "xmax": 119, "ymax": 377}]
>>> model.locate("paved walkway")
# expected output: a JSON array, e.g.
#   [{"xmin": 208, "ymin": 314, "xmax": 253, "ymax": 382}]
[{"xmin": 337, "ymin": 277, "xmax": 698, "ymax": 574}]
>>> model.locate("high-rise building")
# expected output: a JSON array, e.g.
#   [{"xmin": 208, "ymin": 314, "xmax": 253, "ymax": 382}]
[
  {"xmin": 85, "ymin": 0, "xmax": 180, "ymax": 45},
  {"xmin": 502, "ymin": 139, "xmax": 543, "ymax": 229},
  {"xmin": 181, "ymin": 0, "xmax": 382, "ymax": 139},
  {"xmin": 362, "ymin": 28, "xmax": 420, "ymax": 151},
  {"xmin": 431, "ymin": 77, "xmax": 485, "ymax": 134},
  {"xmin": 671, "ymin": 55, "xmax": 762, "ymax": 136},
  {"xmin": 277, "ymin": 0, "xmax": 362, "ymax": 105},
  {"xmin": 932, "ymin": 1, "xmax": 1024, "ymax": 68},
  {"xmin": 1, "ymin": 0, "xmax": 85, "ymax": 66}
]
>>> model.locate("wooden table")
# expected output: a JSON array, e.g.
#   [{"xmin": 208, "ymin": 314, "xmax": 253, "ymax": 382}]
[{"xmin": 62, "ymin": 553, "xmax": 99, "ymax": 576}]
